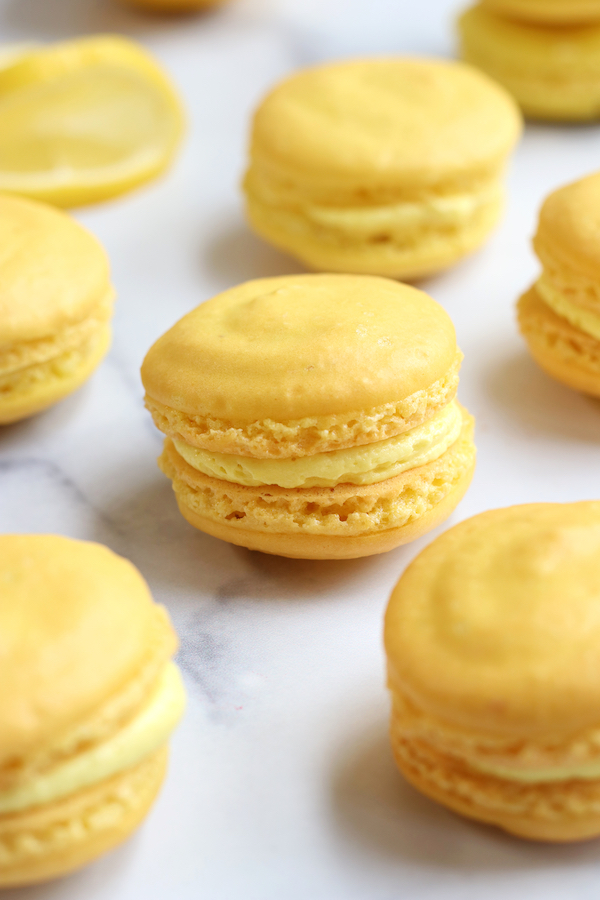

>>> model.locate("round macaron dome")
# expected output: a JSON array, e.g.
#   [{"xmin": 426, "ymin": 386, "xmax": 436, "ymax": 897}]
[
  {"xmin": 480, "ymin": 0, "xmax": 600, "ymax": 24},
  {"xmin": 385, "ymin": 502, "xmax": 600, "ymax": 842},
  {"xmin": 0, "ymin": 194, "xmax": 114, "ymax": 424},
  {"xmin": 243, "ymin": 58, "xmax": 521, "ymax": 280},
  {"xmin": 141, "ymin": 274, "xmax": 476, "ymax": 560},
  {"xmin": 0, "ymin": 535, "xmax": 185, "ymax": 887},
  {"xmin": 518, "ymin": 172, "xmax": 600, "ymax": 396},
  {"xmin": 459, "ymin": 5, "xmax": 600, "ymax": 120}
]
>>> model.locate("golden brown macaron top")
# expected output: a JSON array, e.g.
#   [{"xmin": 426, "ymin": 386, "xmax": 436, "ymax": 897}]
[
  {"xmin": 142, "ymin": 274, "xmax": 458, "ymax": 426},
  {"xmin": 385, "ymin": 502, "xmax": 600, "ymax": 740},
  {"xmin": 0, "ymin": 535, "xmax": 176, "ymax": 778},
  {"xmin": 533, "ymin": 173, "xmax": 600, "ymax": 282},
  {"xmin": 248, "ymin": 58, "xmax": 521, "ymax": 200},
  {"xmin": 0, "ymin": 195, "xmax": 112, "ymax": 347}
]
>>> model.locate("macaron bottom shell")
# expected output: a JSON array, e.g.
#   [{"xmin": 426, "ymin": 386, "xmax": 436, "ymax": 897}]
[
  {"xmin": 391, "ymin": 725, "xmax": 600, "ymax": 842},
  {"xmin": 518, "ymin": 286, "xmax": 600, "ymax": 397},
  {"xmin": 459, "ymin": 6, "xmax": 600, "ymax": 121},
  {"xmin": 0, "ymin": 324, "xmax": 111, "ymax": 425},
  {"xmin": 244, "ymin": 189, "xmax": 503, "ymax": 281},
  {"xmin": 160, "ymin": 408, "xmax": 475, "ymax": 559},
  {"xmin": 0, "ymin": 747, "xmax": 167, "ymax": 887}
]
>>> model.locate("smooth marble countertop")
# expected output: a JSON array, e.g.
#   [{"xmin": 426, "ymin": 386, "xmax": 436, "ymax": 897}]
[{"xmin": 1, "ymin": 0, "xmax": 600, "ymax": 897}]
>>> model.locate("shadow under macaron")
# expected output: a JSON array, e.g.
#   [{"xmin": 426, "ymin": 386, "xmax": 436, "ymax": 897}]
[
  {"xmin": 0, "ymin": 827, "xmax": 138, "ymax": 897},
  {"xmin": 485, "ymin": 348, "xmax": 600, "ymax": 443},
  {"xmin": 84, "ymin": 460, "xmax": 390, "ymax": 604},
  {"xmin": 203, "ymin": 223, "xmax": 304, "ymax": 291},
  {"xmin": 330, "ymin": 716, "xmax": 600, "ymax": 874},
  {"xmin": 0, "ymin": 382, "xmax": 94, "ymax": 448}
]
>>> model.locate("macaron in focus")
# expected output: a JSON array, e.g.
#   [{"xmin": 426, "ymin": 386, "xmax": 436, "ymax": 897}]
[
  {"xmin": 0, "ymin": 535, "xmax": 185, "ymax": 886},
  {"xmin": 243, "ymin": 59, "xmax": 521, "ymax": 280},
  {"xmin": 459, "ymin": 4, "xmax": 600, "ymax": 120},
  {"xmin": 385, "ymin": 502, "xmax": 600, "ymax": 842},
  {"xmin": 518, "ymin": 172, "xmax": 600, "ymax": 397},
  {"xmin": 141, "ymin": 274, "xmax": 476, "ymax": 559},
  {"xmin": 0, "ymin": 194, "xmax": 114, "ymax": 424}
]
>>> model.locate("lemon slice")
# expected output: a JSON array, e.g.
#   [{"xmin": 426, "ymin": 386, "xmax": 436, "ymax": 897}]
[{"xmin": 0, "ymin": 36, "xmax": 185, "ymax": 206}]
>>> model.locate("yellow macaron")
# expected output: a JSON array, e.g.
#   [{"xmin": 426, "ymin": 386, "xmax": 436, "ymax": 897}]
[
  {"xmin": 517, "ymin": 172, "xmax": 600, "ymax": 397},
  {"xmin": 141, "ymin": 274, "xmax": 476, "ymax": 560},
  {"xmin": 243, "ymin": 59, "xmax": 521, "ymax": 281},
  {"xmin": 480, "ymin": 0, "xmax": 600, "ymax": 24},
  {"xmin": 385, "ymin": 502, "xmax": 600, "ymax": 842},
  {"xmin": 0, "ymin": 194, "xmax": 114, "ymax": 424},
  {"xmin": 459, "ymin": 4, "xmax": 600, "ymax": 120},
  {"xmin": 0, "ymin": 535, "xmax": 185, "ymax": 886}
]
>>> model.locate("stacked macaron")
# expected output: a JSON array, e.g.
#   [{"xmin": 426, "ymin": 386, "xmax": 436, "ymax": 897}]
[
  {"xmin": 459, "ymin": 0, "xmax": 600, "ymax": 119},
  {"xmin": 518, "ymin": 173, "xmax": 600, "ymax": 397},
  {"xmin": 0, "ymin": 194, "xmax": 114, "ymax": 424},
  {"xmin": 385, "ymin": 502, "xmax": 600, "ymax": 842},
  {"xmin": 0, "ymin": 535, "xmax": 185, "ymax": 886},
  {"xmin": 244, "ymin": 58, "xmax": 521, "ymax": 280},
  {"xmin": 142, "ymin": 274, "xmax": 476, "ymax": 559},
  {"xmin": 4, "ymin": 0, "xmax": 600, "ymax": 870}
]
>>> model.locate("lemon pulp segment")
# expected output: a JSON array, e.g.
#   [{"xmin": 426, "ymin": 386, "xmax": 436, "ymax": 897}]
[{"xmin": 0, "ymin": 36, "xmax": 185, "ymax": 206}]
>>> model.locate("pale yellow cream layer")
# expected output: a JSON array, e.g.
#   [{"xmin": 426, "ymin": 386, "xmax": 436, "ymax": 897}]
[
  {"xmin": 537, "ymin": 276, "xmax": 600, "ymax": 341},
  {"xmin": 173, "ymin": 401, "xmax": 462, "ymax": 488},
  {"xmin": 303, "ymin": 187, "xmax": 500, "ymax": 239},
  {"xmin": 473, "ymin": 756, "xmax": 600, "ymax": 784},
  {"xmin": 0, "ymin": 662, "xmax": 185, "ymax": 815}
]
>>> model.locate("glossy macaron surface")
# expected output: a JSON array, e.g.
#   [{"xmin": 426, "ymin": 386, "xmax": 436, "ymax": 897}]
[
  {"xmin": 386, "ymin": 502, "xmax": 600, "ymax": 738},
  {"xmin": 141, "ymin": 274, "xmax": 458, "ymax": 425}
]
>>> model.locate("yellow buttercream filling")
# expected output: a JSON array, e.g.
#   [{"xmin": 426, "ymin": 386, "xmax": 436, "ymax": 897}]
[
  {"xmin": 537, "ymin": 276, "xmax": 600, "ymax": 341},
  {"xmin": 473, "ymin": 757, "xmax": 600, "ymax": 784},
  {"xmin": 174, "ymin": 401, "xmax": 462, "ymax": 488},
  {"xmin": 0, "ymin": 662, "xmax": 185, "ymax": 815},
  {"xmin": 304, "ymin": 188, "xmax": 500, "ymax": 239}
]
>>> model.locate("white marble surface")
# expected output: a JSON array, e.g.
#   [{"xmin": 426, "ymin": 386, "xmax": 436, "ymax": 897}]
[{"xmin": 1, "ymin": 0, "xmax": 600, "ymax": 896}]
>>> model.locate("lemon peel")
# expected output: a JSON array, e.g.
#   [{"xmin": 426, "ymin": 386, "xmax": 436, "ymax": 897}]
[{"xmin": 0, "ymin": 36, "xmax": 185, "ymax": 207}]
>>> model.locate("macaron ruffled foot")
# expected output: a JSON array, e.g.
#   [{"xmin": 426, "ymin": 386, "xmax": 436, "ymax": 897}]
[
  {"xmin": 0, "ymin": 535, "xmax": 185, "ymax": 886},
  {"xmin": 385, "ymin": 502, "xmax": 600, "ymax": 842},
  {"xmin": 142, "ymin": 274, "xmax": 476, "ymax": 559},
  {"xmin": 518, "ymin": 172, "xmax": 600, "ymax": 396},
  {"xmin": 243, "ymin": 59, "xmax": 521, "ymax": 280},
  {"xmin": 459, "ymin": 3, "xmax": 600, "ymax": 120},
  {"xmin": 0, "ymin": 195, "xmax": 115, "ymax": 424}
]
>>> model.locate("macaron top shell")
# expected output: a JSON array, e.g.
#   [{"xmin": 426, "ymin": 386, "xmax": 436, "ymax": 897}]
[
  {"xmin": 534, "ymin": 173, "xmax": 600, "ymax": 280},
  {"xmin": 141, "ymin": 274, "xmax": 458, "ymax": 424},
  {"xmin": 249, "ymin": 59, "xmax": 521, "ymax": 193},
  {"xmin": 0, "ymin": 194, "xmax": 111, "ymax": 346},
  {"xmin": 0, "ymin": 535, "xmax": 173, "ymax": 765},
  {"xmin": 385, "ymin": 502, "xmax": 600, "ymax": 738}
]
